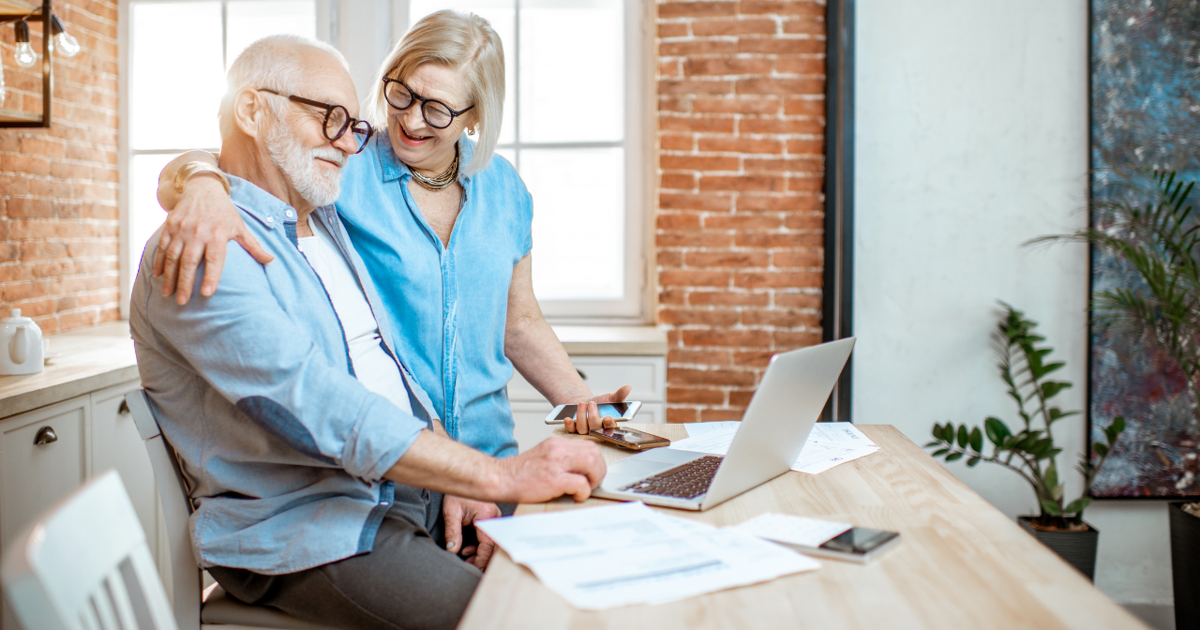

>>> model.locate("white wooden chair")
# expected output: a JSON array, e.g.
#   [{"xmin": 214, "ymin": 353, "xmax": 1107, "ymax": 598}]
[
  {"xmin": 123, "ymin": 390, "xmax": 333, "ymax": 630},
  {"xmin": 1, "ymin": 470, "xmax": 179, "ymax": 630}
]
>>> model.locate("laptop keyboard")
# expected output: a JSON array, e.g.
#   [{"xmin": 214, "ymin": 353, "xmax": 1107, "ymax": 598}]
[{"xmin": 620, "ymin": 455, "xmax": 724, "ymax": 500}]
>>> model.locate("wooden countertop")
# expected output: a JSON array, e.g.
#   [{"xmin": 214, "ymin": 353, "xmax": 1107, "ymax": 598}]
[
  {"xmin": 460, "ymin": 424, "xmax": 1148, "ymax": 630},
  {"xmin": 0, "ymin": 321, "xmax": 138, "ymax": 418}
]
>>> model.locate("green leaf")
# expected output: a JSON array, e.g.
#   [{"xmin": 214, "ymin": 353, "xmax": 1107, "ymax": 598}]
[
  {"xmin": 945, "ymin": 452, "xmax": 964, "ymax": 462},
  {"xmin": 984, "ymin": 417, "xmax": 1011, "ymax": 445},
  {"xmin": 969, "ymin": 427, "xmax": 983, "ymax": 452},
  {"xmin": 1040, "ymin": 381, "xmax": 1072, "ymax": 400},
  {"xmin": 967, "ymin": 456, "xmax": 981, "ymax": 467},
  {"xmin": 1063, "ymin": 497, "xmax": 1092, "ymax": 515},
  {"xmin": 1094, "ymin": 442, "xmax": 1109, "ymax": 458},
  {"xmin": 924, "ymin": 441, "xmax": 942, "ymax": 448},
  {"xmin": 957, "ymin": 425, "xmax": 969, "ymax": 448},
  {"xmin": 1113, "ymin": 416, "xmax": 1127, "ymax": 435},
  {"xmin": 1045, "ymin": 464, "xmax": 1058, "ymax": 490},
  {"xmin": 933, "ymin": 448, "xmax": 950, "ymax": 457},
  {"xmin": 1040, "ymin": 500, "xmax": 1063, "ymax": 516}
]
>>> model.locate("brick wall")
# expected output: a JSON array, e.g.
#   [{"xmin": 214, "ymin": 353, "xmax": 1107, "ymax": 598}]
[
  {"xmin": 656, "ymin": 0, "xmax": 826, "ymax": 423},
  {"xmin": 0, "ymin": 1, "xmax": 120, "ymax": 334}
]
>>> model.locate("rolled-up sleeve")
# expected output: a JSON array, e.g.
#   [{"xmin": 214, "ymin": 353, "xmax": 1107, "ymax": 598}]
[{"xmin": 139, "ymin": 239, "xmax": 426, "ymax": 482}]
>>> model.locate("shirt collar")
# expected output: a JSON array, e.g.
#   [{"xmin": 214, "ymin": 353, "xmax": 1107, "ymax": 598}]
[
  {"xmin": 228, "ymin": 175, "xmax": 300, "ymax": 230},
  {"xmin": 375, "ymin": 132, "xmax": 476, "ymax": 185}
]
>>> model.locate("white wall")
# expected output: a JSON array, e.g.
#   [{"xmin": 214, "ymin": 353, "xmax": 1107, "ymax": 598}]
[{"xmin": 854, "ymin": 0, "xmax": 1172, "ymax": 606}]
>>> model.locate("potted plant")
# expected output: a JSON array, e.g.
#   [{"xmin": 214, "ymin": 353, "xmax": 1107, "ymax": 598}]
[
  {"xmin": 1035, "ymin": 169, "xmax": 1200, "ymax": 626},
  {"xmin": 925, "ymin": 303, "xmax": 1126, "ymax": 580}
]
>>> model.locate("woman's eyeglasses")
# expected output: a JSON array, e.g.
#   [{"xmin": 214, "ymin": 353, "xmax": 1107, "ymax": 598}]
[
  {"xmin": 257, "ymin": 88, "xmax": 374, "ymax": 154},
  {"xmin": 382, "ymin": 79, "xmax": 474, "ymax": 130}
]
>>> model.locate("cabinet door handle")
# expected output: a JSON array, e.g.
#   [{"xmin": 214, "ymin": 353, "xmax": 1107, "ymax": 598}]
[
  {"xmin": 118, "ymin": 400, "xmax": 130, "ymax": 415},
  {"xmin": 34, "ymin": 426, "xmax": 58, "ymax": 446},
  {"xmin": 576, "ymin": 368, "xmax": 587, "ymax": 381}
]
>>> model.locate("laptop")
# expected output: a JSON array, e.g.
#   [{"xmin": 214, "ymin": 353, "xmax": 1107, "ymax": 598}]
[{"xmin": 592, "ymin": 337, "xmax": 855, "ymax": 511}]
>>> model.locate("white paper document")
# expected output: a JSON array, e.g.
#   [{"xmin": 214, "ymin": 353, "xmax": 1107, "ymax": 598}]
[
  {"xmin": 476, "ymin": 502, "xmax": 819, "ymax": 610},
  {"xmin": 734, "ymin": 513, "xmax": 852, "ymax": 548},
  {"xmin": 675, "ymin": 422, "xmax": 880, "ymax": 474}
]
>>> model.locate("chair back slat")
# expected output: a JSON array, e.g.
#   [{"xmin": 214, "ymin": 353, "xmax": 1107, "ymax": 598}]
[
  {"xmin": 123, "ymin": 391, "xmax": 201, "ymax": 630},
  {"xmin": 0, "ymin": 470, "xmax": 179, "ymax": 630}
]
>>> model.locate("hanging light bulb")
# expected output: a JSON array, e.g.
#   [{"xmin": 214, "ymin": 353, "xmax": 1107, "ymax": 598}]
[
  {"xmin": 49, "ymin": 15, "xmax": 79, "ymax": 58},
  {"xmin": 14, "ymin": 20, "xmax": 38, "ymax": 69}
]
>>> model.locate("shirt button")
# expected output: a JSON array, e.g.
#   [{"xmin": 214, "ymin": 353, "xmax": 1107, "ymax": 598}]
[
  {"xmin": 285, "ymin": 210, "xmax": 293, "ymax": 218},
  {"xmin": 381, "ymin": 501, "xmax": 390, "ymax": 506},
  {"xmin": 266, "ymin": 216, "xmax": 274, "ymax": 223}
]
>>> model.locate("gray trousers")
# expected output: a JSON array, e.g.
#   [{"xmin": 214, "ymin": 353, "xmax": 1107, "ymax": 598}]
[{"xmin": 210, "ymin": 493, "xmax": 515, "ymax": 630}]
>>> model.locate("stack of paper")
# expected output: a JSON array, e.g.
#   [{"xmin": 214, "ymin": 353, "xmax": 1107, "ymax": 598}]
[
  {"xmin": 476, "ymin": 502, "xmax": 820, "ymax": 610},
  {"xmin": 668, "ymin": 421, "xmax": 880, "ymax": 474}
]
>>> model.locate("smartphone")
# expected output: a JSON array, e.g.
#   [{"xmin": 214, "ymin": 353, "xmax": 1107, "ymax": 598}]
[
  {"xmin": 587, "ymin": 426, "xmax": 670, "ymax": 450},
  {"xmin": 789, "ymin": 527, "xmax": 901, "ymax": 564},
  {"xmin": 544, "ymin": 401, "xmax": 642, "ymax": 425}
]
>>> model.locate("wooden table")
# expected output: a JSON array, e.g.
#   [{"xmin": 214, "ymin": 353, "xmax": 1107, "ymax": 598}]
[{"xmin": 458, "ymin": 424, "xmax": 1148, "ymax": 630}]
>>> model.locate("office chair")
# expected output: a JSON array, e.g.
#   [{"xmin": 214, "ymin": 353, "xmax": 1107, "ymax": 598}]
[
  {"xmin": 124, "ymin": 390, "xmax": 333, "ymax": 630},
  {"xmin": 1, "ymin": 470, "xmax": 178, "ymax": 630}
]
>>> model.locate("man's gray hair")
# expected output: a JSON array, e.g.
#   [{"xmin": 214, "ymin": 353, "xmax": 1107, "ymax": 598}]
[{"xmin": 218, "ymin": 34, "xmax": 349, "ymax": 140}]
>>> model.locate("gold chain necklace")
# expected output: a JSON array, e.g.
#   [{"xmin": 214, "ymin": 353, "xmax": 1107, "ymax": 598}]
[{"xmin": 409, "ymin": 145, "xmax": 460, "ymax": 191}]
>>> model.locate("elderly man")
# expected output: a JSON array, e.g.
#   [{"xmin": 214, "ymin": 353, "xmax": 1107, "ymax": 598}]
[{"xmin": 130, "ymin": 35, "xmax": 605, "ymax": 630}]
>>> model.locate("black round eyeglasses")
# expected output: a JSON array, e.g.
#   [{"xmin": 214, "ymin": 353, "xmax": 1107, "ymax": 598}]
[
  {"xmin": 382, "ymin": 78, "xmax": 474, "ymax": 130},
  {"xmin": 258, "ymin": 88, "xmax": 374, "ymax": 154}
]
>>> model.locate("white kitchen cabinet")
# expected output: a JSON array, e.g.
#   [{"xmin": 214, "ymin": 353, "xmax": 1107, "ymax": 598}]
[
  {"xmin": 508, "ymin": 355, "xmax": 667, "ymax": 452},
  {"xmin": 0, "ymin": 379, "xmax": 151, "ymax": 630}
]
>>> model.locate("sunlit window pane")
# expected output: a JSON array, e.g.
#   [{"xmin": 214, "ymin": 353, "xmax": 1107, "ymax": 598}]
[
  {"xmin": 522, "ymin": 148, "xmax": 624, "ymax": 300},
  {"xmin": 226, "ymin": 1, "xmax": 316, "ymax": 64},
  {"xmin": 128, "ymin": 153, "xmax": 181, "ymax": 276},
  {"xmin": 130, "ymin": 2, "xmax": 224, "ymax": 150},
  {"xmin": 409, "ymin": 0, "xmax": 516, "ymax": 145},
  {"xmin": 520, "ymin": 0, "xmax": 622, "ymax": 143}
]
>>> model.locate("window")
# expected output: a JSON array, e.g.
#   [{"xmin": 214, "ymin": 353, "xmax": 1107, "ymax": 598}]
[
  {"xmin": 406, "ymin": 0, "xmax": 647, "ymax": 319},
  {"xmin": 122, "ymin": 0, "xmax": 317, "ymax": 313}
]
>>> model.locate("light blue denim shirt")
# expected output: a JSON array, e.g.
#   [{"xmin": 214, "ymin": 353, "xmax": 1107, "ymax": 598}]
[
  {"xmin": 336, "ymin": 135, "xmax": 533, "ymax": 458},
  {"xmin": 130, "ymin": 176, "xmax": 440, "ymax": 575}
]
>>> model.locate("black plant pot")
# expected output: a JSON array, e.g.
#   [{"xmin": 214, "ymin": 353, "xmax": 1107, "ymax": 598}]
[
  {"xmin": 1017, "ymin": 516, "xmax": 1099, "ymax": 581},
  {"xmin": 1170, "ymin": 502, "xmax": 1200, "ymax": 630}
]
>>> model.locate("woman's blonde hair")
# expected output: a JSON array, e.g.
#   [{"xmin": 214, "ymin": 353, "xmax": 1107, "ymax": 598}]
[{"xmin": 368, "ymin": 10, "xmax": 504, "ymax": 176}]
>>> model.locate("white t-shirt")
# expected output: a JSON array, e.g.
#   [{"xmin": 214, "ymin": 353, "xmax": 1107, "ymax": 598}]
[{"xmin": 297, "ymin": 216, "xmax": 413, "ymax": 416}]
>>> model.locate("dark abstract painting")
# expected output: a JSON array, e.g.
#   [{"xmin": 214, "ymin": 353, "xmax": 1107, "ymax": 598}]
[{"xmin": 1090, "ymin": 0, "xmax": 1200, "ymax": 497}]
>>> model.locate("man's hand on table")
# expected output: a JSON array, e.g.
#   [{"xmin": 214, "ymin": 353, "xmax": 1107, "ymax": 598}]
[
  {"xmin": 498, "ymin": 436, "xmax": 606, "ymax": 503},
  {"xmin": 443, "ymin": 496, "xmax": 501, "ymax": 570},
  {"xmin": 563, "ymin": 385, "xmax": 633, "ymax": 435}
]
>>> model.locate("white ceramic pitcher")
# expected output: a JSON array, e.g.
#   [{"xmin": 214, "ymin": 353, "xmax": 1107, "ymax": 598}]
[{"xmin": 0, "ymin": 309, "xmax": 44, "ymax": 376}]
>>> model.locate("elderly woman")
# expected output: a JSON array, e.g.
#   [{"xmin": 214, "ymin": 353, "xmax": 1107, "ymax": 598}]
[{"xmin": 155, "ymin": 10, "xmax": 627, "ymax": 558}]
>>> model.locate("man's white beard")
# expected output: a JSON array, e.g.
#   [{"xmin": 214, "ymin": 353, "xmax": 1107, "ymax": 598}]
[{"xmin": 266, "ymin": 121, "xmax": 346, "ymax": 208}]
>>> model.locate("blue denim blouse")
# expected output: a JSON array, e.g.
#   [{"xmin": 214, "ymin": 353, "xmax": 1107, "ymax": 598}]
[{"xmin": 335, "ymin": 135, "xmax": 533, "ymax": 458}]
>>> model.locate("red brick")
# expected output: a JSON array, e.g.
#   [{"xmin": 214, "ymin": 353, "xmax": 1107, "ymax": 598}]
[
  {"xmin": 738, "ymin": 1, "xmax": 826, "ymax": 17},
  {"xmin": 659, "ymin": 59, "xmax": 683, "ymax": 79},
  {"xmin": 741, "ymin": 309, "xmax": 819, "ymax": 327},
  {"xmin": 782, "ymin": 18, "xmax": 826, "ymax": 35},
  {"xmin": 668, "ymin": 348, "xmax": 734, "ymax": 366},
  {"xmin": 775, "ymin": 292, "xmax": 822, "ymax": 309},
  {"xmin": 660, "ymin": 270, "xmax": 731, "ymax": 288},
  {"xmin": 657, "ymin": 212, "xmax": 703, "ymax": 231},
  {"xmin": 685, "ymin": 57, "xmax": 773, "ymax": 76},
  {"xmin": 703, "ymin": 214, "xmax": 784, "ymax": 230},
  {"xmin": 739, "ymin": 118, "xmax": 824, "ymax": 135},
  {"xmin": 688, "ymin": 290, "xmax": 770, "ymax": 306},
  {"xmin": 783, "ymin": 212, "xmax": 824, "ymax": 231},
  {"xmin": 660, "ymin": 308, "xmax": 740, "ymax": 326},
  {"xmin": 671, "ymin": 367, "xmax": 758, "ymax": 385},
  {"xmin": 774, "ymin": 330, "xmax": 823, "ymax": 347},
  {"xmin": 788, "ymin": 137, "xmax": 825, "ymax": 153},
  {"xmin": 692, "ymin": 18, "xmax": 777, "ymax": 37},
  {"xmin": 729, "ymin": 389, "xmax": 757, "ymax": 407},
  {"xmin": 699, "ymin": 175, "xmax": 785, "ymax": 193},
  {"xmin": 659, "ymin": 114, "xmax": 735, "ymax": 133},
  {"xmin": 660, "ymin": 173, "xmax": 696, "ymax": 190},
  {"xmin": 693, "ymin": 96, "xmax": 781, "ymax": 115},
  {"xmin": 658, "ymin": 1, "xmax": 738, "ymax": 19},
  {"xmin": 659, "ymin": 287, "xmax": 687, "ymax": 305},
  {"xmin": 667, "ymin": 387, "xmax": 727, "ymax": 405},
  {"xmin": 698, "ymin": 136, "xmax": 783, "ymax": 154},
  {"xmin": 787, "ymin": 175, "xmax": 823, "ymax": 192},
  {"xmin": 736, "ymin": 77, "xmax": 826, "ymax": 96},
  {"xmin": 735, "ymin": 270, "xmax": 822, "ymax": 288},
  {"xmin": 685, "ymin": 251, "xmax": 770, "ymax": 268},
  {"xmin": 658, "ymin": 23, "xmax": 689, "ymax": 38},
  {"xmin": 776, "ymin": 56, "xmax": 826, "ymax": 76},
  {"xmin": 744, "ymin": 156, "xmax": 824, "ymax": 172},
  {"xmin": 660, "ymin": 133, "xmax": 694, "ymax": 151},
  {"xmin": 661, "ymin": 95, "xmax": 691, "ymax": 114},
  {"xmin": 773, "ymin": 249, "xmax": 823, "ymax": 267},
  {"xmin": 738, "ymin": 38, "xmax": 825, "ymax": 55},
  {"xmin": 681, "ymin": 329, "xmax": 771, "ymax": 348},
  {"xmin": 784, "ymin": 97, "xmax": 825, "ymax": 116},
  {"xmin": 1, "ymin": 154, "xmax": 51, "ymax": 176},
  {"xmin": 7, "ymin": 198, "xmax": 55, "ymax": 219},
  {"xmin": 660, "ymin": 41, "xmax": 739, "ymax": 57},
  {"xmin": 659, "ymin": 79, "xmax": 736, "ymax": 96},
  {"xmin": 667, "ymin": 407, "xmax": 700, "ymax": 423},
  {"xmin": 659, "ymin": 193, "xmax": 734, "ymax": 212},
  {"xmin": 700, "ymin": 408, "xmax": 746, "ymax": 422},
  {"xmin": 657, "ymin": 251, "xmax": 684, "ymax": 268},
  {"xmin": 661, "ymin": 155, "xmax": 741, "ymax": 171},
  {"xmin": 657, "ymin": 232, "xmax": 735, "ymax": 248}
]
